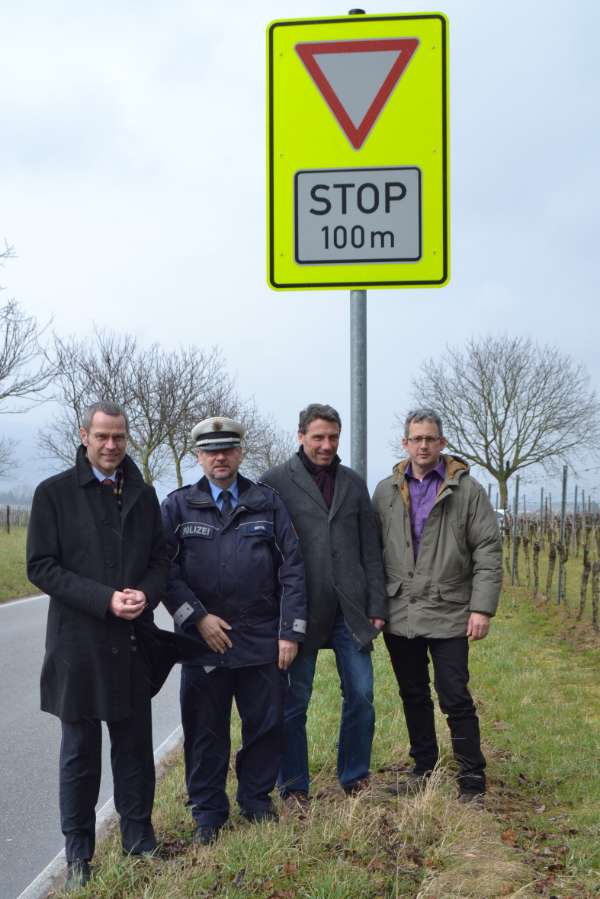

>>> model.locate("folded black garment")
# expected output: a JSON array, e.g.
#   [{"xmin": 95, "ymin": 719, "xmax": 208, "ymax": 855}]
[{"xmin": 135, "ymin": 619, "xmax": 203, "ymax": 696}]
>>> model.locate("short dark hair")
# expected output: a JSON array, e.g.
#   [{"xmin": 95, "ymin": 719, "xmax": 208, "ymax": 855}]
[
  {"xmin": 404, "ymin": 408, "xmax": 443, "ymax": 438},
  {"xmin": 298, "ymin": 403, "xmax": 342, "ymax": 434},
  {"xmin": 82, "ymin": 401, "xmax": 130, "ymax": 433}
]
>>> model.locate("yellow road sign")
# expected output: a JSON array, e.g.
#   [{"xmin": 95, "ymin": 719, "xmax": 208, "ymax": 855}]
[{"xmin": 267, "ymin": 13, "xmax": 449, "ymax": 290}]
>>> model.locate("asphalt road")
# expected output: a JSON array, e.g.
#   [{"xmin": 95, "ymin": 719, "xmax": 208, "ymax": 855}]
[{"xmin": 0, "ymin": 596, "xmax": 182, "ymax": 899}]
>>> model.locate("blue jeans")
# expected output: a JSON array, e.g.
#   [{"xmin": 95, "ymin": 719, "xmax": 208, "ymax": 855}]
[{"xmin": 278, "ymin": 612, "xmax": 375, "ymax": 796}]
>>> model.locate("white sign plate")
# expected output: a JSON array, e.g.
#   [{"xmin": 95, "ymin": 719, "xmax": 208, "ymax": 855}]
[{"xmin": 294, "ymin": 166, "xmax": 421, "ymax": 265}]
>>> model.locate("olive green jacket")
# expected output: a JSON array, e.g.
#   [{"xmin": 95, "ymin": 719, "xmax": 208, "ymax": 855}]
[{"xmin": 372, "ymin": 455, "xmax": 502, "ymax": 639}]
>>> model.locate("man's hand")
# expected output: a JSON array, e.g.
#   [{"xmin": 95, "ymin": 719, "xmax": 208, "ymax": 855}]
[
  {"xmin": 196, "ymin": 614, "xmax": 233, "ymax": 653},
  {"xmin": 467, "ymin": 612, "xmax": 490, "ymax": 641},
  {"xmin": 371, "ymin": 618, "xmax": 386, "ymax": 631},
  {"xmin": 110, "ymin": 589, "xmax": 146, "ymax": 620},
  {"xmin": 278, "ymin": 639, "xmax": 298, "ymax": 670}
]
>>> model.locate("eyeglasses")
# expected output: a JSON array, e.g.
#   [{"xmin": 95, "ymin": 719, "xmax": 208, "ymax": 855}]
[{"xmin": 406, "ymin": 435, "xmax": 440, "ymax": 445}]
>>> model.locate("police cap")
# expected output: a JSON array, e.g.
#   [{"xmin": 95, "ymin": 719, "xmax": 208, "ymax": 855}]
[{"xmin": 192, "ymin": 416, "xmax": 244, "ymax": 451}]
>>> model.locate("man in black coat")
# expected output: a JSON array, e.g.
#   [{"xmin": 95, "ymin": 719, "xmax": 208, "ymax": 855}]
[
  {"xmin": 27, "ymin": 401, "xmax": 168, "ymax": 891},
  {"xmin": 262, "ymin": 404, "xmax": 387, "ymax": 802}
]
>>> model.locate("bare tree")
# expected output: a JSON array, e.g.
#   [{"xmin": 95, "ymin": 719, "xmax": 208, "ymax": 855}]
[
  {"xmin": 160, "ymin": 346, "xmax": 239, "ymax": 487},
  {"xmin": 0, "ymin": 437, "xmax": 16, "ymax": 478},
  {"xmin": 242, "ymin": 410, "xmax": 296, "ymax": 480},
  {"xmin": 42, "ymin": 331, "xmax": 262, "ymax": 487},
  {"xmin": 42, "ymin": 331, "xmax": 171, "ymax": 483},
  {"xmin": 393, "ymin": 335, "xmax": 600, "ymax": 509},
  {"xmin": 40, "ymin": 331, "xmax": 135, "ymax": 464},
  {"xmin": 0, "ymin": 242, "xmax": 53, "ymax": 474}
]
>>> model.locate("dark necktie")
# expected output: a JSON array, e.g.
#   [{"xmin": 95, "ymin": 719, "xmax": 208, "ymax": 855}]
[{"xmin": 220, "ymin": 490, "xmax": 233, "ymax": 518}]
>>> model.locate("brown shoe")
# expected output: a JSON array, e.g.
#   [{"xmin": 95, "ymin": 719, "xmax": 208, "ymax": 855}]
[
  {"xmin": 342, "ymin": 777, "xmax": 370, "ymax": 796},
  {"xmin": 385, "ymin": 772, "xmax": 430, "ymax": 796},
  {"xmin": 282, "ymin": 790, "xmax": 310, "ymax": 810}
]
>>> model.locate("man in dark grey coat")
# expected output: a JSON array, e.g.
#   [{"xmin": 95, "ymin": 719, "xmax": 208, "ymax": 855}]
[
  {"xmin": 262, "ymin": 403, "xmax": 387, "ymax": 801},
  {"xmin": 27, "ymin": 401, "xmax": 168, "ymax": 891}
]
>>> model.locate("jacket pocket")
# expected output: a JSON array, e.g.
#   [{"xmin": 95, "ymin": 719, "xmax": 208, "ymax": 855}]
[{"xmin": 438, "ymin": 583, "xmax": 471, "ymax": 605}]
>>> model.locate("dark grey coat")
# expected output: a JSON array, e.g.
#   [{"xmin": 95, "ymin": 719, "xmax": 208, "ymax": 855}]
[
  {"xmin": 27, "ymin": 447, "xmax": 169, "ymax": 722},
  {"xmin": 262, "ymin": 455, "xmax": 387, "ymax": 652}
]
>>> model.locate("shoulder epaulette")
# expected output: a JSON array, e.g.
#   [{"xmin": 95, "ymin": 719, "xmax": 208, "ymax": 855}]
[{"xmin": 166, "ymin": 484, "xmax": 192, "ymax": 497}]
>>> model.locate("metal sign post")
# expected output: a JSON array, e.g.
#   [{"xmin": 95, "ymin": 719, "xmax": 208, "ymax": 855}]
[
  {"xmin": 348, "ymin": 9, "xmax": 367, "ymax": 479},
  {"xmin": 350, "ymin": 288, "xmax": 367, "ymax": 477}
]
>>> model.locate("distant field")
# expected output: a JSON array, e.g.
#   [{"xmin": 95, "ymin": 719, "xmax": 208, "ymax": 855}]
[{"xmin": 0, "ymin": 527, "xmax": 39, "ymax": 602}]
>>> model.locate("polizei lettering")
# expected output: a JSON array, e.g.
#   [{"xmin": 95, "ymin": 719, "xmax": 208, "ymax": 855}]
[{"xmin": 180, "ymin": 522, "xmax": 214, "ymax": 539}]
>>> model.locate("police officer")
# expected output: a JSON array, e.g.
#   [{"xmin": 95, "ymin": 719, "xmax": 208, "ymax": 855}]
[{"xmin": 161, "ymin": 417, "xmax": 307, "ymax": 845}]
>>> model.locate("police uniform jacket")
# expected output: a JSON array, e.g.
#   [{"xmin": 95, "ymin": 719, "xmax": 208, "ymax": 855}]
[
  {"xmin": 161, "ymin": 475, "xmax": 307, "ymax": 668},
  {"xmin": 27, "ymin": 446, "xmax": 168, "ymax": 722}
]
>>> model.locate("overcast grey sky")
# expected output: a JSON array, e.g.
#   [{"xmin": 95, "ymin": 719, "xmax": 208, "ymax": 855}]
[{"xmin": 2, "ymin": 0, "xmax": 599, "ymax": 501}]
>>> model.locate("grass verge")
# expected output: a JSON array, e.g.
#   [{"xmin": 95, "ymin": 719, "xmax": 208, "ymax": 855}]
[
  {"xmin": 0, "ymin": 527, "xmax": 39, "ymax": 602},
  {"xmin": 50, "ymin": 583, "xmax": 600, "ymax": 898}
]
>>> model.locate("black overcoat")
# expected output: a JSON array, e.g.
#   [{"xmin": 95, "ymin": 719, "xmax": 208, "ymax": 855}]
[
  {"xmin": 262, "ymin": 454, "xmax": 388, "ymax": 652},
  {"xmin": 27, "ymin": 447, "xmax": 169, "ymax": 722}
]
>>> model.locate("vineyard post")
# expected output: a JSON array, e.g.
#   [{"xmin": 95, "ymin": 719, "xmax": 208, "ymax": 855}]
[
  {"xmin": 511, "ymin": 475, "xmax": 520, "ymax": 586},
  {"xmin": 573, "ymin": 484, "xmax": 578, "ymax": 555},
  {"xmin": 558, "ymin": 465, "xmax": 568, "ymax": 604}
]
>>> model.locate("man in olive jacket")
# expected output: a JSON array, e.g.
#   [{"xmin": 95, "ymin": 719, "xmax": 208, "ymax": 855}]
[
  {"xmin": 262, "ymin": 403, "xmax": 387, "ymax": 801},
  {"xmin": 372, "ymin": 409, "xmax": 502, "ymax": 802},
  {"xmin": 27, "ymin": 402, "xmax": 168, "ymax": 890}
]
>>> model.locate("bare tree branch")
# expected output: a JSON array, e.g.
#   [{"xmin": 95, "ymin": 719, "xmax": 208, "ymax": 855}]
[
  {"xmin": 0, "ymin": 245, "xmax": 53, "ymax": 410},
  {"xmin": 0, "ymin": 436, "xmax": 17, "ymax": 478},
  {"xmin": 241, "ymin": 409, "xmax": 296, "ymax": 480}
]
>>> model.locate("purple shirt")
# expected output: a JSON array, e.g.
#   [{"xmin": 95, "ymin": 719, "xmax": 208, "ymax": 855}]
[{"xmin": 406, "ymin": 459, "xmax": 446, "ymax": 558}]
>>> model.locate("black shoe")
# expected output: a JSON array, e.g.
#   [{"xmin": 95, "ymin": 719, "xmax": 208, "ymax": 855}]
[
  {"xmin": 241, "ymin": 807, "xmax": 279, "ymax": 823},
  {"xmin": 65, "ymin": 859, "xmax": 91, "ymax": 891},
  {"xmin": 192, "ymin": 824, "xmax": 221, "ymax": 846},
  {"xmin": 458, "ymin": 790, "xmax": 485, "ymax": 809},
  {"xmin": 123, "ymin": 846, "xmax": 161, "ymax": 861}
]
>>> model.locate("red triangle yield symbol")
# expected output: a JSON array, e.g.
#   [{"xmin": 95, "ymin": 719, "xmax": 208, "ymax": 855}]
[{"xmin": 295, "ymin": 39, "xmax": 419, "ymax": 150}]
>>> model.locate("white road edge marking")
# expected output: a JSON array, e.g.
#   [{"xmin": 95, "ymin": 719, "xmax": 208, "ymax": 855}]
[
  {"xmin": 15, "ymin": 725, "xmax": 183, "ymax": 899},
  {"xmin": 0, "ymin": 594, "xmax": 46, "ymax": 609}
]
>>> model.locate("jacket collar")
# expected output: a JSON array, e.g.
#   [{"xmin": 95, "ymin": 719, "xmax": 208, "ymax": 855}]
[
  {"xmin": 186, "ymin": 474, "xmax": 269, "ymax": 511},
  {"xmin": 75, "ymin": 444, "xmax": 145, "ymax": 487},
  {"xmin": 392, "ymin": 454, "xmax": 469, "ymax": 507},
  {"xmin": 287, "ymin": 453, "xmax": 350, "ymax": 518},
  {"xmin": 75, "ymin": 444, "xmax": 146, "ymax": 521}
]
